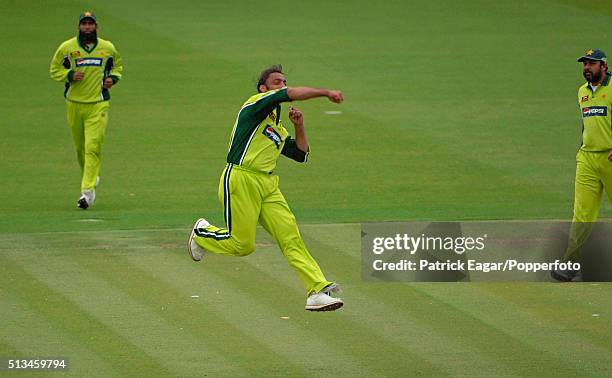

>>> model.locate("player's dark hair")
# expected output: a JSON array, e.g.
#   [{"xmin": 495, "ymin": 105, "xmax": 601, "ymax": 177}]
[{"xmin": 257, "ymin": 64, "xmax": 283, "ymax": 92}]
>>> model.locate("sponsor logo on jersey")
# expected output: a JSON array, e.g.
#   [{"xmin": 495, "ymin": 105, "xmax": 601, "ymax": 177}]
[
  {"xmin": 269, "ymin": 111, "xmax": 276, "ymax": 123},
  {"xmin": 76, "ymin": 58, "xmax": 103, "ymax": 67},
  {"xmin": 582, "ymin": 106, "xmax": 608, "ymax": 117},
  {"xmin": 262, "ymin": 126, "xmax": 282, "ymax": 149},
  {"xmin": 581, "ymin": 95, "xmax": 589, "ymax": 103}
]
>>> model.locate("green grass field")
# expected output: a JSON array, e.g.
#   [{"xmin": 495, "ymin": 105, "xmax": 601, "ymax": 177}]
[{"xmin": 2, "ymin": 0, "xmax": 612, "ymax": 376}]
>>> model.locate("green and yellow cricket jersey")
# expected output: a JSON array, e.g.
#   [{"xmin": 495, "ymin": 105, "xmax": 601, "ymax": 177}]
[
  {"xmin": 578, "ymin": 73, "xmax": 612, "ymax": 151},
  {"xmin": 227, "ymin": 87, "xmax": 308, "ymax": 173},
  {"xmin": 50, "ymin": 36, "xmax": 122, "ymax": 103}
]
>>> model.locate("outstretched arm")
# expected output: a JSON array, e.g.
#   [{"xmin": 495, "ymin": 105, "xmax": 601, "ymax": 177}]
[{"xmin": 287, "ymin": 87, "xmax": 344, "ymax": 103}]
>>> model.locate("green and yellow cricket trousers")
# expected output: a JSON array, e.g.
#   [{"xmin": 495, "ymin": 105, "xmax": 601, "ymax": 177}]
[
  {"xmin": 564, "ymin": 149, "xmax": 612, "ymax": 261},
  {"xmin": 194, "ymin": 163, "xmax": 332, "ymax": 295},
  {"xmin": 66, "ymin": 100, "xmax": 109, "ymax": 192}
]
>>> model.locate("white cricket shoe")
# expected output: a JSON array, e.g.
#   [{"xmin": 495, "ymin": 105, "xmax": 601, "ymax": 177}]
[
  {"xmin": 77, "ymin": 190, "xmax": 96, "ymax": 210},
  {"xmin": 188, "ymin": 218, "xmax": 210, "ymax": 262},
  {"xmin": 305, "ymin": 289, "xmax": 344, "ymax": 312}
]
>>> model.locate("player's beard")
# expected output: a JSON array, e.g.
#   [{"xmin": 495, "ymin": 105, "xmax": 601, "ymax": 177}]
[
  {"xmin": 79, "ymin": 30, "xmax": 97, "ymax": 44},
  {"xmin": 583, "ymin": 69, "xmax": 603, "ymax": 84}
]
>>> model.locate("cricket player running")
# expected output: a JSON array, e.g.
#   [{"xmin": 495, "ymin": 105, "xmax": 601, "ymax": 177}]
[
  {"xmin": 49, "ymin": 11, "xmax": 123, "ymax": 209},
  {"xmin": 188, "ymin": 65, "xmax": 344, "ymax": 311},
  {"xmin": 552, "ymin": 49, "xmax": 612, "ymax": 282}
]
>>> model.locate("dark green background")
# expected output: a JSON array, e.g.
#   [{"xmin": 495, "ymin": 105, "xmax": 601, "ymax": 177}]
[{"xmin": 3, "ymin": 0, "xmax": 612, "ymax": 232}]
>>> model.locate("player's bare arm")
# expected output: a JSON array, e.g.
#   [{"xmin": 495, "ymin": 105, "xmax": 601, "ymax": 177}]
[
  {"xmin": 289, "ymin": 107, "xmax": 309, "ymax": 152},
  {"xmin": 608, "ymin": 150, "xmax": 612, "ymax": 162},
  {"xmin": 287, "ymin": 87, "xmax": 344, "ymax": 103}
]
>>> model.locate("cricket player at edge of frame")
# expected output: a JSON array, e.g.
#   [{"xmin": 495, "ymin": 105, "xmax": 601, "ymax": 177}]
[
  {"xmin": 49, "ymin": 11, "xmax": 123, "ymax": 209},
  {"xmin": 552, "ymin": 48, "xmax": 612, "ymax": 282},
  {"xmin": 188, "ymin": 65, "xmax": 345, "ymax": 311}
]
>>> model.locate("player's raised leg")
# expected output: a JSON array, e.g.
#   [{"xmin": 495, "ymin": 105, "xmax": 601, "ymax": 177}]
[{"xmin": 190, "ymin": 165, "xmax": 262, "ymax": 259}]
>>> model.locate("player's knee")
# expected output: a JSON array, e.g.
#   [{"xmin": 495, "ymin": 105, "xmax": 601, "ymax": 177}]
[
  {"xmin": 278, "ymin": 235, "xmax": 304, "ymax": 251},
  {"xmin": 85, "ymin": 140, "xmax": 102, "ymax": 154},
  {"xmin": 235, "ymin": 242, "xmax": 255, "ymax": 256}
]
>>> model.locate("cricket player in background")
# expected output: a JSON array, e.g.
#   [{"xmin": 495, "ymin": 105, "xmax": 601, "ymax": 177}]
[
  {"xmin": 552, "ymin": 49, "xmax": 612, "ymax": 282},
  {"xmin": 50, "ymin": 11, "xmax": 123, "ymax": 209},
  {"xmin": 188, "ymin": 65, "xmax": 345, "ymax": 311}
]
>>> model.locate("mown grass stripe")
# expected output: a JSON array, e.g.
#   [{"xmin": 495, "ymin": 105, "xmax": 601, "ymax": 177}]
[
  {"xmin": 6, "ymin": 249, "xmax": 249, "ymax": 377},
  {"xmin": 71, "ymin": 250, "xmax": 312, "ymax": 377},
  {"xmin": 196, "ymin": 258, "xmax": 455, "ymax": 376},
  {"xmin": 247, "ymin": 233, "xmax": 523, "ymax": 375},
  {"xmin": 160, "ymin": 256, "xmax": 440, "ymax": 377},
  {"xmin": 3, "ymin": 224, "xmax": 612, "ymax": 376},
  {"xmin": 0, "ymin": 338, "xmax": 22, "ymax": 358},
  {"xmin": 482, "ymin": 283, "xmax": 612, "ymax": 349},
  {"xmin": 141, "ymin": 227, "xmax": 448, "ymax": 376},
  {"xmin": 1, "ymin": 255, "xmax": 172, "ymax": 376},
  {"xmin": 114, "ymin": 244, "xmax": 373, "ymax": 376},
  {"xmin": 0, "ymin": 293, "xmax": 114, "ymax": 376},
  {"xmin": 299, "ymin": 228, "xmax": 599, "ymax": 376},
  {"xmin": 413, "ymin": 284, "xmax": 612, "ymax": 373}
]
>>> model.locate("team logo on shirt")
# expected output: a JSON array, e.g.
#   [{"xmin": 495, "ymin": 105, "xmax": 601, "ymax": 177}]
[
  {"xmin": 582, "ymin": 106, "xmax": 608, "ymax": 117},
  {"xmin": 581, "ymin": 95, "xmax": 589, "ymax": 103},
  {"xmin": 70, "ymin": 51, "xmax": 81, "ymax": 57},
  {"xmin": 262, "ymin": 126, "xmax": 282, "ymax": 149},
  {"xmin": 75, "ymin": 58, "xmax": 103, "ymax": 67}
]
